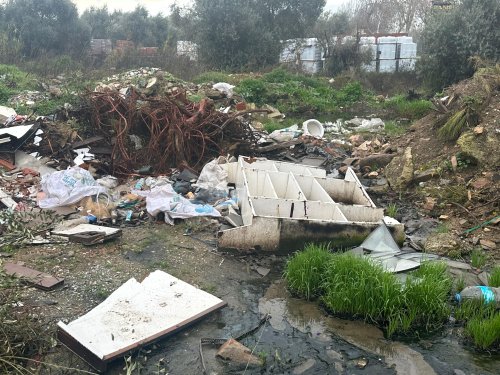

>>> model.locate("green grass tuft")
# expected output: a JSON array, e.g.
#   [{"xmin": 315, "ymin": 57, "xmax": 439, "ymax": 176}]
[
  {"xmin": 284, "ymin": 243, "xmax": 333, "ymax": 300},
  {"xmin": 322, "ymin": 254, "xmax": 402, "ymax": 323},
  {"xmin": 192, "ymin": 71, "xmax": 234, "ymax": 84},
  {"xmin": 383, "ymin": 95, "xmax": 432, "ymax": 119},
  {"xmin": 386, "ymin": 203, "xmax": 398, "ymax": 218},
  {"xmin": 470, "ymin": 248, "xmax": 487, "ymax": 269},
  {"xmin": 465, "ymin": 312, "xmax": 500, "ymax": 350},
  {"xmin": 488, "ymin": 266, "xmax": 500, "ymax": 287}
]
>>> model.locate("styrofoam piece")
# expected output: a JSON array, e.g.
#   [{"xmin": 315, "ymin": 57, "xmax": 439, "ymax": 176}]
[
  {"xmin": 57, "ymin": 271, "xmax": 225, "ymax": 368},
  {"xmin": 52, "ymin": 224, "xmax": 121, "ymax": 237},
  {"xmin": 302, "ymin": 119, "xmax": 324, "ymax": 138}
]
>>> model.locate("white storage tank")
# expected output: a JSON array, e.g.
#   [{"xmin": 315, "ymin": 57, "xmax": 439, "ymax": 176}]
[
  {"xmin": 362, "ymin": 61, "xmax": 377, "ymax": 72},
  {"xmin": 379, "ymin": 59, "xmax": 397, "ymax": 73},
  {"xmin": 361, "ymin": 44, "xmax": 378, "ymax": 60},
  {"xmin": 378, "ymin": 36, "xmax": 398, "ymax": 44},
  {"xmin": 398, "ymin": 59, "xmax": 416, "ymax": 71},
  {"xmin": 360, "ymin": 36, "xmax": 376, "ymax": 45},
  {"xmin": 398, "ymin": 43, "xmax": 417, "ymax": 59},
  {"xmin": 378, "ymin": 43, "xmax": 397, "ymax": 60},
  {"xmin": 396, "ymin": 36, "xmax": 413, "ymax": 43}
]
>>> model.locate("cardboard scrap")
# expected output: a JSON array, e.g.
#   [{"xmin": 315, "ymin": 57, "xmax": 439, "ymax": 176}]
[{"xmin": 3, "ymin": 262, "xmax": 64, "ymax": 290}]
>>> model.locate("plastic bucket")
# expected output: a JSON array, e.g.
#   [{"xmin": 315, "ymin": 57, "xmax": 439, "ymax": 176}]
[{"xmin": 302, "ymin": 119, "xmax": 324, "ymax": 138}]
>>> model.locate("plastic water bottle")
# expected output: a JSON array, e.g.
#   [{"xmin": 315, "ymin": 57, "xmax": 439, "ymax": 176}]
[{"xmin": 455, "ymin": 286, "xmax": 500, "ymax": 307}]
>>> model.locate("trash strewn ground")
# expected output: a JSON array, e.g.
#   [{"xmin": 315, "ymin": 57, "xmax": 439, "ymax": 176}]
[{"xmin": 0, "ymin": 66, "xmax": 499, "ymax": 374}]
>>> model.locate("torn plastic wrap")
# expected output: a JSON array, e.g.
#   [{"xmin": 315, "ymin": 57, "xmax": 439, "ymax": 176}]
[
  {"xmin": 38, "ymin": 167, "xmax": 108, "ymax": 208},
  {"xmin": 135, "ymin": 184, "xmax": 221, "ymax": 224}
]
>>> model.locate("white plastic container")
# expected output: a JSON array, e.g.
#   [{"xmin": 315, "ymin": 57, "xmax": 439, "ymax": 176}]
[{"xmin": 302, "ymin": 119, "xmax": 324, "ymax": 138}]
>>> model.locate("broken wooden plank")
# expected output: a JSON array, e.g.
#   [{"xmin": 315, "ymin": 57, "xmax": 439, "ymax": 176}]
[
  {"xmin": 0, "ymin": 187, "xmax": 17, "ymax": 209},
  {"xmin": 3, "ymin": 263, "xmax": 64, "ymax": 290},
  {"xmin": 57, "ymin": 270, "xmax": 226, "ymax": 371},
  {"xmin": 257, "ymin": 138, "xmax": 304, "ymax": 153},
  {"xmin": 71, "ymin": 136, "xmax": 104, "ymax": 149}
]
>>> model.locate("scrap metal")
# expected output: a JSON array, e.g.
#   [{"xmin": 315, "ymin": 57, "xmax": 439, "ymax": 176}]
[{"xmin": 87, "ymin": 88, "xmax": 257, "ymax": 175}]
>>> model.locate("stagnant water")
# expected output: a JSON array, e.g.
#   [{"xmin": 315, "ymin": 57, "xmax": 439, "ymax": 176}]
[
  {"xmin": 102, "ymin": 274, "xmax": 498, "ymax": 375},
  {"xmin": 257, "ymin": 280, "xmax": 500, "ymax": 375}
]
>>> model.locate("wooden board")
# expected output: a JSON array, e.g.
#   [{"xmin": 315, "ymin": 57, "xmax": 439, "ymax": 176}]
[
  {"xmin": 3, "ymin": 263, "xmax": 64, "ymax": 290},
  {"xmin": 57, "ymin": 270, "xmax": 226, "ymax": 371}
]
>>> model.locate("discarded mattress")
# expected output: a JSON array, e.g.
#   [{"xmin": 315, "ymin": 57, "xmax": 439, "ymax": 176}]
[
  {"xmin": 57, "ymin": 270, "xmax": 226, "ymax": 371},
  {"xmin": 218, "ymin": 157, "xmax": 404, "ymax": 252}
]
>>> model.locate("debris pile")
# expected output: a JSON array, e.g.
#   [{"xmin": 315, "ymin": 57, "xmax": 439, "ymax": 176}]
[{"xmin": 87, "ymin": 88, "xmax": 256, "ymax": 174}]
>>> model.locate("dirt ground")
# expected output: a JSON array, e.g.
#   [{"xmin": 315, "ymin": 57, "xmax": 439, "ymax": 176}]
[{"xmin": 7, "ymin": 215, "xmax": 499, "ymax": 375}]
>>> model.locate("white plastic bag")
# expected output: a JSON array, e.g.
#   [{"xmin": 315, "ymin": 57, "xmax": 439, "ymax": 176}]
[
  {"xmin": 194, "ymin": 157, "xmax": 229, "ymax": 192},
  {"xmin": 135, "ymin": 184, "xmax": 221, "ymax": 225},
  {"xmin": 269, "ymin": 124, "xmax": 301, "ymax": 143},
  {"xmin": 38, "ymin": 167, "xmax": 107, "ymax": 208},
  {"xmin": 212, "ymin": 82, "xmax": 235, "ymax": 98}
]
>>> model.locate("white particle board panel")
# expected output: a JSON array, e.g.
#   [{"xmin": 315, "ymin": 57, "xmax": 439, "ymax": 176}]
[{"xmin": 57, "ymin": 271, "xmax": 226, "ymax": 370}]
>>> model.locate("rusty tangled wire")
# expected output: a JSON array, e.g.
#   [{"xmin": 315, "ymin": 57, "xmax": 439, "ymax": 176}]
[{"xmin": 86, "ymin": 88, "xmax": 256, "ymax": 175}]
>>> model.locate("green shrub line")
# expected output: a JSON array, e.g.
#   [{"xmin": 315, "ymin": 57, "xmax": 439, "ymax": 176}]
[
  {"xmin": 284, "ymin": 244, "xmax": 498, "ymax": 349},
  {"xmin": 382, "ymin": 94, "xmax": 432, "ymax": 119}
]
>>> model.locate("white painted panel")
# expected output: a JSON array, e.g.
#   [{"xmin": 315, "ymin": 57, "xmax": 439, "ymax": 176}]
[{"xmin": 378, "ymin": 37, "xmax": 398, "ymax": 44}]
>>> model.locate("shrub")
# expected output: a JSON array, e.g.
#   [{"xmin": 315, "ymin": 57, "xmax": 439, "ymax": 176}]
[{"xmin": 284, "ymin": 243, "xmax": 332, "ymax": 300}]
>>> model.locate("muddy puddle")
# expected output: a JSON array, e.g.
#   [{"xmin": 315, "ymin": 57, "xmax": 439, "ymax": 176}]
[{"xmin": 259, "ymin": 280, "xmax": 500, "ymax": 375}]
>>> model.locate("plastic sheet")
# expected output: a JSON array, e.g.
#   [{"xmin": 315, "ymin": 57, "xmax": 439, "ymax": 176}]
[{"xmin": 38, "ymin": 167, "xmax": 107, "ymax": 208}]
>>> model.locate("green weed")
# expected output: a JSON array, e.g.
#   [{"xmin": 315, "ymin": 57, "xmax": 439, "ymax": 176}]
[
  {"xmin": 471, "ymin": 248, "xmax": 487, "ymax": 269},
  {"xmin": 488, "ymin": 266, "xmax": 500, "ymax": 287},
  {"xmin": 455, "ymin": 276, "xmax": 465, "ymax": 293},
  {"xmin": 284, "ymin": 243, "xmax": 332, "ymax": 300},
  {"xmin": 383, "ymin": 95, "xmax": 432, "ymax": 119},
  {"xmin": 435, "ymin": 223, "xmax": 450, "ymax": 234},
  {"xmin": 236, "ymin": 78, "xmax": 268, "ymax": 106},
  {"xmin": 322, "ymin": 254, "xmax": 402, "ymax": 322},
  {"xmin": 384, "ymin": 120, "xmax": 408, "ymax": 136},
  {"xmin": 192, "ymin": 71, "xmax": 234, "ymax": 84},
  {"xmin": 386, "ymin": 203, "xmax": 399, "ymax": 218},
  {"xmin": 465, "ymin": 312, "xmax": 500, "ymax": 350}
]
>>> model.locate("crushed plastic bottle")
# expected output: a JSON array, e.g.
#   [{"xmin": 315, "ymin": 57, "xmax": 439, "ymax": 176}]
[{"xmin": 455, "ymin": 286, "xmax": 500, "ymax": 307}]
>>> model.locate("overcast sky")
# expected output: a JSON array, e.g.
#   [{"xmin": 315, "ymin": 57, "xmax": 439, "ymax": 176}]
[{"xmin": 72, "ymin": 0, "xmax": 348, "ymax": 15}]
